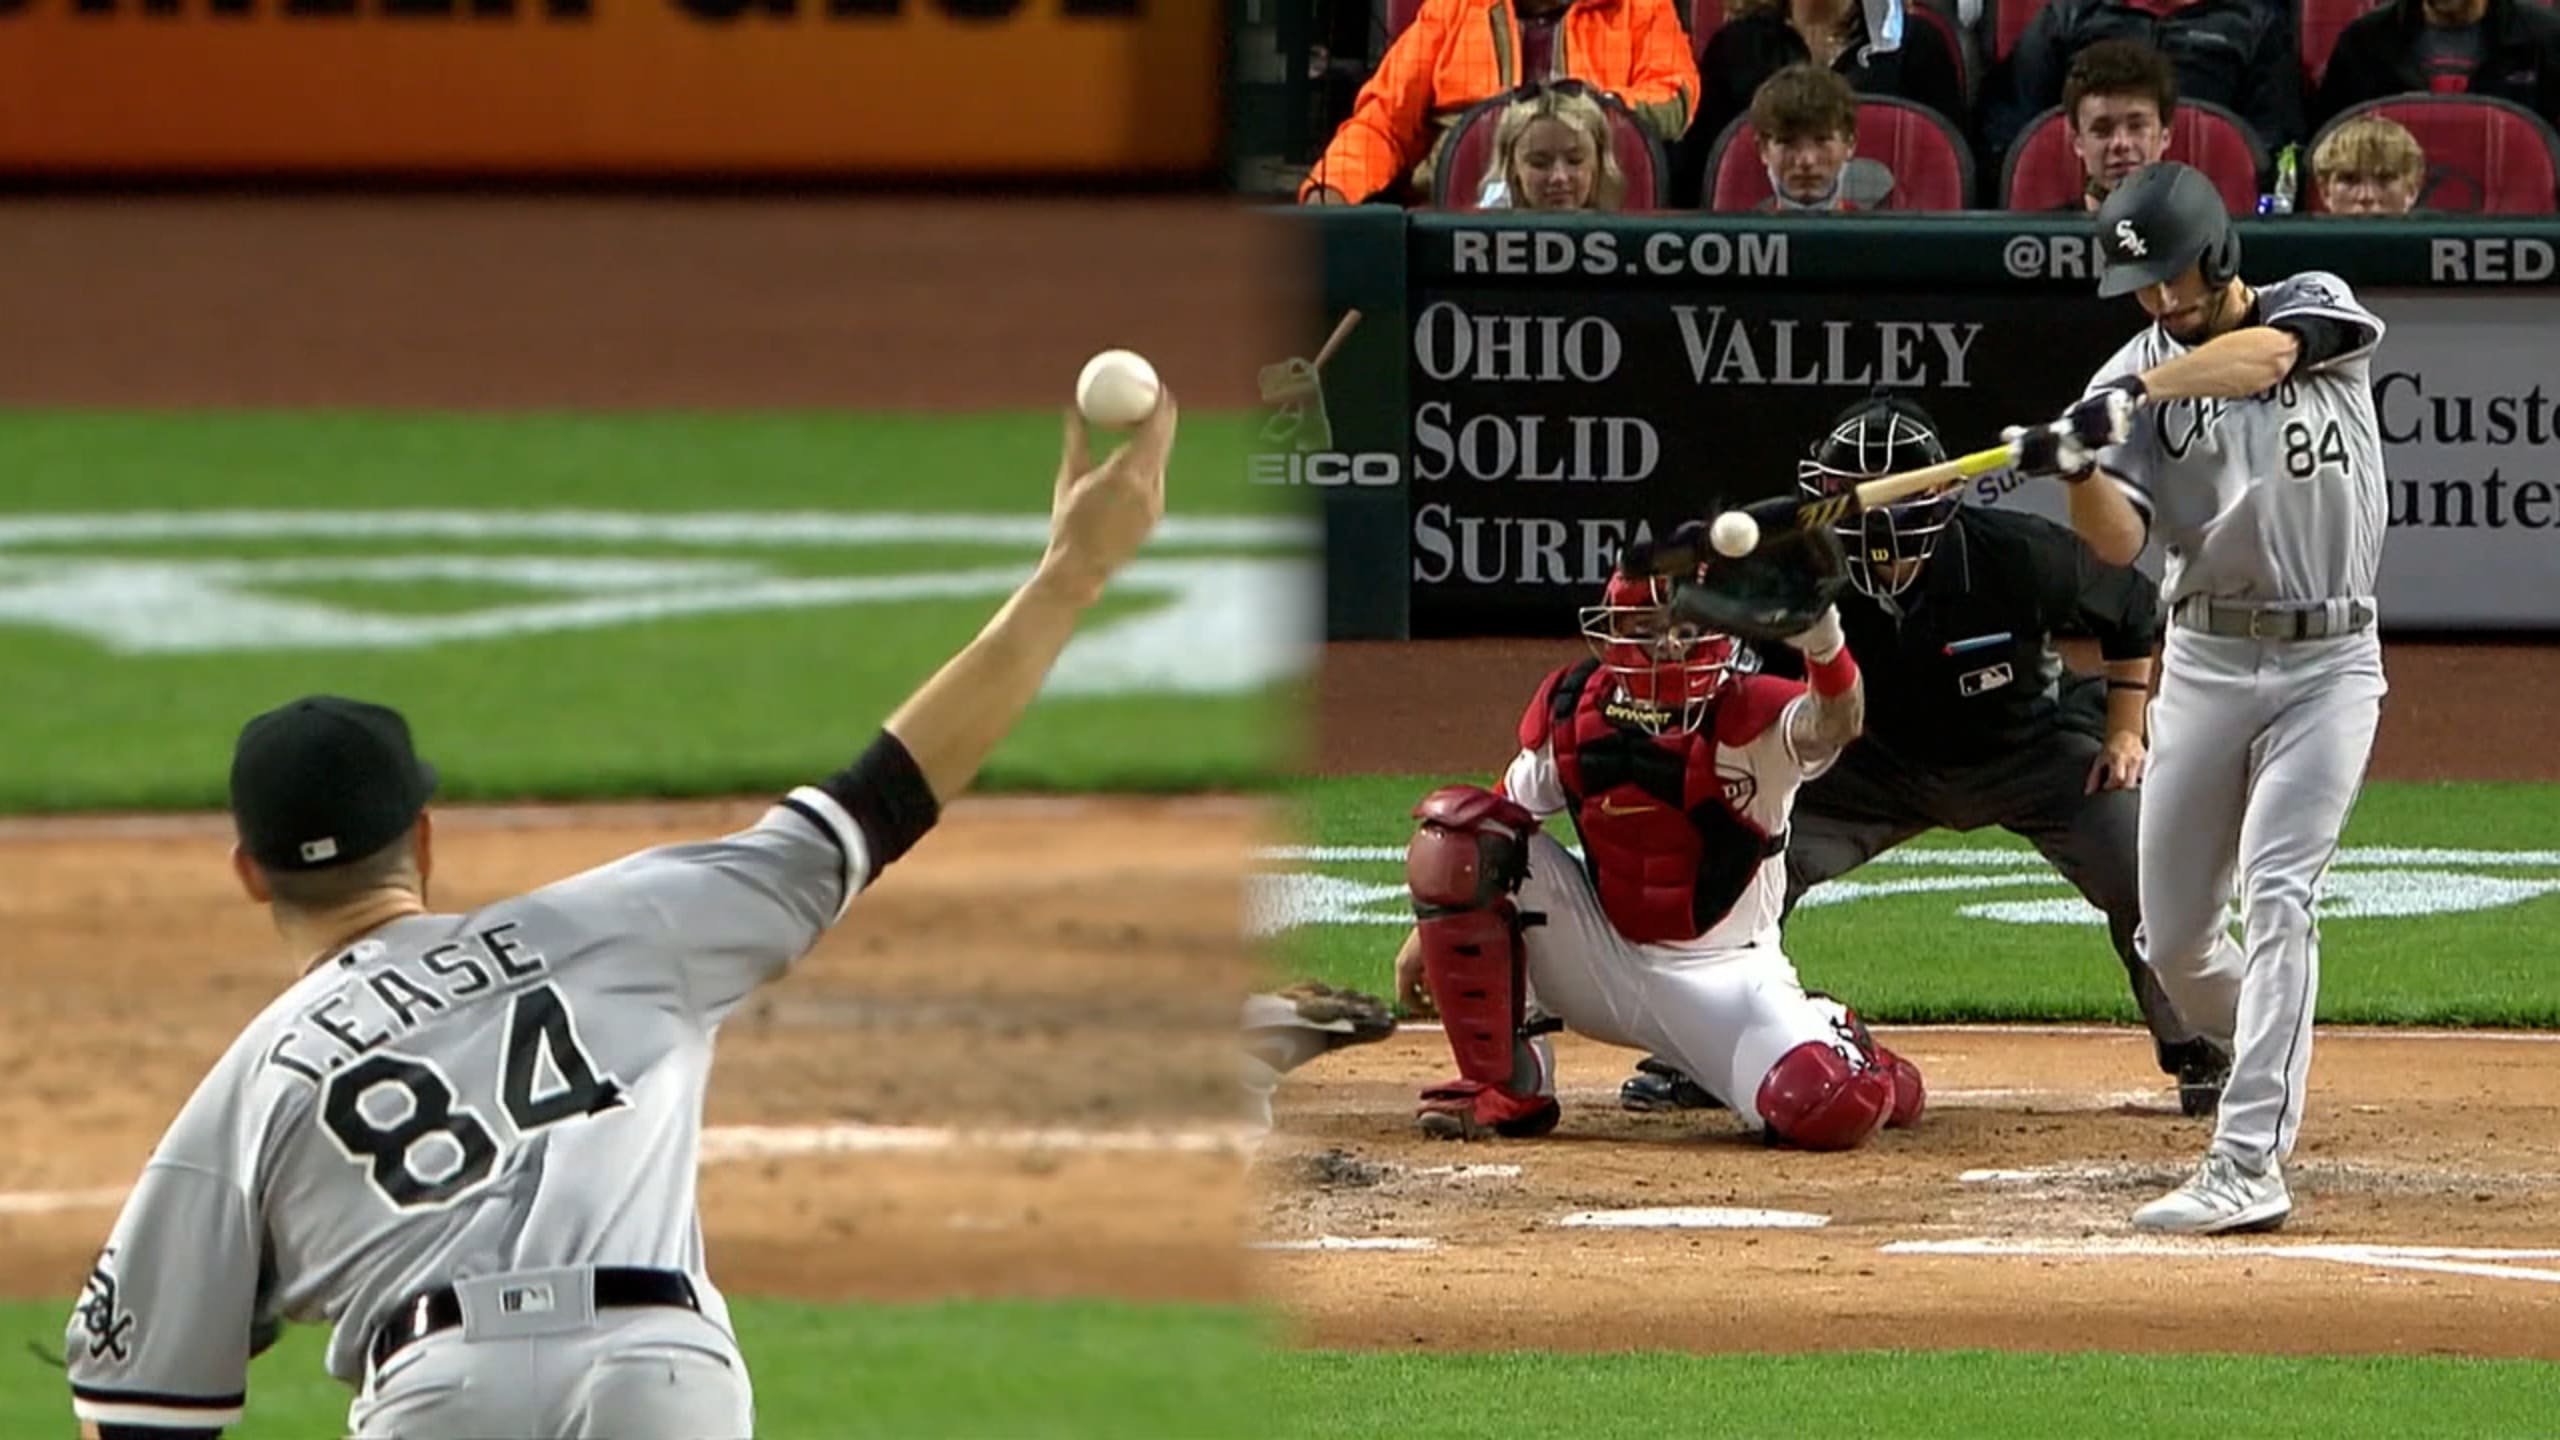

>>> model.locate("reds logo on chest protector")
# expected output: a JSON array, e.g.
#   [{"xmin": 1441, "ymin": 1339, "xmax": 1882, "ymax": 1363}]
[{"xmin": 1530, "ymin": 659, "xmax": 1790, "ymax": 944}]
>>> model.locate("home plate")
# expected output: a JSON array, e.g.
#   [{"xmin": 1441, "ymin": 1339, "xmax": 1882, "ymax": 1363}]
[
  {"xmin": 1555, "ymin": 1207, "xmax": 1830, "ymax": 1230},
  {"xmin": 1248, "ymin": 1235, "xmax": 1440, "ymax": 1252}
]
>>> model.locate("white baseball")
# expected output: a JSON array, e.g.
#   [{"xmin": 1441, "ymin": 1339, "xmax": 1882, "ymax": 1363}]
[
  {"xmin": 1075, "ymin": 349, "xmax": 1162, "ymax": 429},
  {"xmin": 1709, "ymin": 510, "xmax": 1760, "ymax": 558}
]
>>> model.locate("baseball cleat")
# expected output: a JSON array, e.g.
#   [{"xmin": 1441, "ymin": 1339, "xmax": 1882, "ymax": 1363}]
[
  {"xmin": 1619, "ymin": 1055, "xmax": 1725, "ymax": 1112},
  {"xmin": 1416, "ymin": 1081, "xmax": 1561, "ymax": 1140},
  {"xmin": 2131, "ymin": 1153, "xmax": 2291, "ymax": 1234},
  {"xmin": 2173, "ymin": 1042, "xmax": 2232, "ymax": 1119}
]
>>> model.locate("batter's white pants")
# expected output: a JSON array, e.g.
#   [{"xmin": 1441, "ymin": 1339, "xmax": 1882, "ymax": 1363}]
[
  {"xmin": 348, "ymin": 1291, "xmax": 754, "ymax": 1440},
  {"xmin": 2135, "ymin": 625, "xmax": 2387, "ymax": 1171},
  {"xmin": 1515, "ymin": 833, "xmax": 1854, "ymax": 1129}
]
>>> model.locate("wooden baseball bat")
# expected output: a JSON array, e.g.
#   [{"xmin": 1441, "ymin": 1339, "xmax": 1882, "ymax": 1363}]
[{"xmin": 1766, "ymin": 440, "xmax": 2018, "ymax": 534}]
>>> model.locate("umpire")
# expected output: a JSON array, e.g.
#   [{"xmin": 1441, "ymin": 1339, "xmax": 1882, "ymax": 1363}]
[{"xmin": 1623, "ymin": 391, "xmax": 2230, "ymax": 1117}]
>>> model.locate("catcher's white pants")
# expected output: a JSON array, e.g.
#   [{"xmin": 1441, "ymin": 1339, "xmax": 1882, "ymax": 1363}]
[
  {"xmin": 2135, "ymin": 625, "xmax": 2386, "ymax": 1170},
  {"xmin": 1515, "ymin": 833, "xmax": 1848, "ymax": 1128}
]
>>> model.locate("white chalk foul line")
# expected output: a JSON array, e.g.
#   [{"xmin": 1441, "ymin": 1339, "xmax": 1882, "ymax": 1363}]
[
  {"xmin": 0, "ymin": 1186, "xmax": 133, "ymax": 1216},
  {"xmin": 0, "ymin": 1123, "xmax": 1257, "ymax": 1217}
]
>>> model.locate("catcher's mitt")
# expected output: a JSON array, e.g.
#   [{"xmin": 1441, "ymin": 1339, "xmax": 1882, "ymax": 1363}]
[{"xmin": 1625, "ymin": 517, "xmax": 1849, "ymax": 645}]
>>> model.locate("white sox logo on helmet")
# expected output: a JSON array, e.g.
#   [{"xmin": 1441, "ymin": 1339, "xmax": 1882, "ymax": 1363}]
[{"xmin": 2114, "ymin": 220, "xmax": 2148, "ymax": 257}]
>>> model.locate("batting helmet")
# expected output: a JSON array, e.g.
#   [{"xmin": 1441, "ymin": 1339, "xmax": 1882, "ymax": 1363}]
[
  {"xmin": 1798, "ymin": 391, "xmax": 1955, "ymax": 601},
  {"xmin": 2093, "ymin": 161, "xmax": 2240, "ymax": 299}
]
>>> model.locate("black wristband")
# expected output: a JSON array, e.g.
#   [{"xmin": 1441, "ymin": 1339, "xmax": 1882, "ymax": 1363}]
[{"xmin": 816, "ymin": 729, "xmax": 942, "ymax": 873}]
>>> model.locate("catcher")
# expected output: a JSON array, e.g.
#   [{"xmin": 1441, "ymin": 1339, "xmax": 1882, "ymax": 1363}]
[
  {"xmin": 1388, "ymin": 524, "xmax": 1925, "ymax": 1148},
  {"xmin": 1621, "ymin": 393, "xmax": 2226, "ymax": 1120}
]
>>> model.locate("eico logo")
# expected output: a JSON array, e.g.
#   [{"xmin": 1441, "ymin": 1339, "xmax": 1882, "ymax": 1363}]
[{"xmin": 1249, "ymin": 452, "xmax": 1401, "ymax": 488}]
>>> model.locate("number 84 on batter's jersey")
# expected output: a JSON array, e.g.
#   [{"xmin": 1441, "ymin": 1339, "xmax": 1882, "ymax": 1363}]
[{"xmin": 321, "ymin": 983, "xmax": 624, "ymax": 1210}]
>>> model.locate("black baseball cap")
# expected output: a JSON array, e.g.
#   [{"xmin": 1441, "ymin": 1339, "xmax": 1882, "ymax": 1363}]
[{"xmin": 229, "ymin": 696, "xmax": 438, "ymax": 872}]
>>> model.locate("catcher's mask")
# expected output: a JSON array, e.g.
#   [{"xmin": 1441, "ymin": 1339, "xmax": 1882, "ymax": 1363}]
[
  {"xmin": 1578, "ymin": 570, "xmax": 1738, "ymax": 735},
  {"xmin": 1799, "ymin": 393, "xmax": 1956, "ymax": 600}
]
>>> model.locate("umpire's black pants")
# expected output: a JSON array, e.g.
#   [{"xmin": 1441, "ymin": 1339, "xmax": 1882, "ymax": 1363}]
[{"xmin": 1783, "ymin": 695, "xmax": 2197, "ymax": 1073}]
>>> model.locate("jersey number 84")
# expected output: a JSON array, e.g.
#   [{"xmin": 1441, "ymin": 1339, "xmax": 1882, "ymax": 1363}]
[{"xmin": 321, "ymin": 984, "xmax": 625, "ymax": 1210}]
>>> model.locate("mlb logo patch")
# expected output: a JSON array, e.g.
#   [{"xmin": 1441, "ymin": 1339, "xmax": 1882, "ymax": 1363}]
[
  {"xmin": 500, "ymin": 1284, "xmax": 556, "ymax": 1315},
  {"xmin": 1959, "ymin": 663, "xmax": 2015, "ymax": 697}
]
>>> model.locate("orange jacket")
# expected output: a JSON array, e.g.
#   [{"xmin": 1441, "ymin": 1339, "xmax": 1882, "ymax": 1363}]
[{"xmin": 1301, "ymin": 0, "xmax": 1701, "ymax": 204}]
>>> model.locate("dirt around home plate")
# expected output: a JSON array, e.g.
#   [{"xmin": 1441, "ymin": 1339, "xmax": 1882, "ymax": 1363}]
[
  {"xmin": 1254, "ymin": 1028, "xmax": 2560, "ymax": 1358},
  {"xmin": 1274, "ymin": 628, "xmax": 2560, "ymax": 1358}
]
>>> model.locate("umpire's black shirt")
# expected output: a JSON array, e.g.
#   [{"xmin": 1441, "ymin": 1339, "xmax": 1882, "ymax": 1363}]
[{"xmin": 1754, "ymin": 506, "xmax": 2161, "ymax": 769}]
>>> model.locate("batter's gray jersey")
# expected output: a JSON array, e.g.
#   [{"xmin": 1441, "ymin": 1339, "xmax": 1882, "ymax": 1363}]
[
  {"xmin": 2084, "ymin": 272, "xmax": 2388, "ymax": 606},
  {"xmin": 65, "ymin": 786, "xmax": 870, "ymax": 1431}
]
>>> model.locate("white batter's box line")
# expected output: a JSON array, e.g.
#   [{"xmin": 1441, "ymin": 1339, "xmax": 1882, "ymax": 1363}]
[
  {"xmin": 0, "ymin": 1185, "xmax": 133, "ymax": 1216},
  {"xmin": 1880, "ymin": 1236, "xmax": 2560, "ymax": 1285},
  {"xmin": 1556, "ymin": 1207, "xmax": 1832, "ymax": 1230}
]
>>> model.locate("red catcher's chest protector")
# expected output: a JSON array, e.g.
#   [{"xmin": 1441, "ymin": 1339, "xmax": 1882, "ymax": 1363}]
[{"xmin": 1545, "ymin": 660, "xmax": 1787, "ymax": 944}]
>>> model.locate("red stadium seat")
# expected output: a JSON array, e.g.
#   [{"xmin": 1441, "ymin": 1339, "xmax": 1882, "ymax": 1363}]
[
  {"xmin": 1703, "ymin": 96, "xmax": 1976, "ymax": 210},
  {"xmin": 1691, "ymin": 0, "xmax": 1727, "ymax": 41},
  {"xmin": 1993, "ymin": 0, "xmax": 2046, "ymax": 61},
  {"xmin": 2310, "ymin": 94, "xmax": 2560, "ymax": 213},
  {"xmin": 2001, "ymin": 99, "xmax": 2267, "ymax": 212},
  {"xmin": 1430, "ymin": 89, "xmax": 1673, "ymax": 211},
  {"xmin": 1388, "ymin": 0, "xmax": 1426, "ymax": 41}
]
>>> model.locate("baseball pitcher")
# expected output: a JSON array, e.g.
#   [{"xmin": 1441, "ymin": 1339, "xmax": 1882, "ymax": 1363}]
[
  {"xmin": 2008, "ymin": 160, "xmax": 2389, "ymax": 1234},
  {"xmin": 63, "ymin": 395, "xmax": 1180, "ymax": 1439},
  {"xmin": 1390, "ymin": 546, "xmax": 1925, "ymax": 1150}
]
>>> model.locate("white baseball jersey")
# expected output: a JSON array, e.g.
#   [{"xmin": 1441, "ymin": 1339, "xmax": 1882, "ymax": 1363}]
[
  {"xmin": 1501, "ymin": 674, "xmax": 1833, "ymax": 957},
  {"xmin": 65, "ymin": 787, "xmax": 873, "ymax": 1430},
  {"xmin": 2084, "ymin": 271, "xmax": 2388, "ymax": 607}
]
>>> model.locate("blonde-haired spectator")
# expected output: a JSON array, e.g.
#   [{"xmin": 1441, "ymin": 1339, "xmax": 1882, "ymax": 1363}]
[
  {"xmin": 1477, "ymin": 83, "xmax": 1630, "ymax": 211},
  {"xmin": 1747, "ymin": 63, "xmax": 1895, "ymax": 211},
  {"xmin": 1300, "ymin": 0, "xmax": 1697, "ymax": 207},
  {"xmin": 2314, "ymin": 114, "xmax": 2428, "ymax": 214}
]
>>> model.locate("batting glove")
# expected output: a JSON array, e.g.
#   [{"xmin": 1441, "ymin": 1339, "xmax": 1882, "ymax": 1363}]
[
  {"xmin": 2003, "ymin": 422, "xmax": 2095, "ymax": 483},
  {"xmin": 2061, "ymin": 375, "xmax": 2147, "ymax": 449},
  {"xmin": 1782, "ymin": 603, "xmax": 1847, "ymax": 663}
]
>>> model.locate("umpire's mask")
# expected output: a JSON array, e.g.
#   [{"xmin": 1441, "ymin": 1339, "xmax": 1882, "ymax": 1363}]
[{"xmin": 1798, "ymin": 394, "xmax": 1957, "ymax": 600}]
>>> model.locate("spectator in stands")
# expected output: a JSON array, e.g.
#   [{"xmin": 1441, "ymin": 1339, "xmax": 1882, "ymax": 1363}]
[
  {"xmin": 2312, "ymin": 112, "xmax": 2430, "ymax": 212},
  {"xmin": 1689, "ymin": 0, "xmax": 1966, "ymax": 205},
  {"xmin": 1749, "ymin": 64, "xmax": 1900, "ymax": 209},
  {"xmin": 1476, "ymin": 83, "xmax": 1632, "ymax": 209},
  {"xmin": 2312, "ymin": 0, "xmax": 2560, "ymax": 132},
  {"xmin": 1299, "ymin": 0, "xmax": 1698, "ymax": 206},
  {"xmin": 2052, "ymin": 40, "xmax": 2177, "ymax": 211},
  {"xmin": 1983, "ymin": 0, "xmax": 2302, "ymax": 164}
]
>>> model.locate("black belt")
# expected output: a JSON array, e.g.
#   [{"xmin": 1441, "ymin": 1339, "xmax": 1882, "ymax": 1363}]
[{"xmin": 369, "ymin": 1267, "xmax": 700, "ymax": 1373}]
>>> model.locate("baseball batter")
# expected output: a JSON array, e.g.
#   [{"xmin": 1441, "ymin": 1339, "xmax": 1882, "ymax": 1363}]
[
  {"xmin": 1622, "ymin": 392, "xmax": 2223, "ymax": 1119},
  {"xmin": 1389, "ymin": 566, "xmax": 1925, "ymax": 1150},
  {"xmin": 63, "ymin": 396, "xmax": 1180, "ymax": 1439},
  {"xmin": 2009, "ymin": 160, "xmax": 2389, "ymax": 1234}
]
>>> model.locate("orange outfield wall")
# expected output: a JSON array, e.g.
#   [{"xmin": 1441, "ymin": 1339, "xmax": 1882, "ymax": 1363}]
[{"xmin": 0, "ymin": 1, "xmax": 1223, "ymax": 175}]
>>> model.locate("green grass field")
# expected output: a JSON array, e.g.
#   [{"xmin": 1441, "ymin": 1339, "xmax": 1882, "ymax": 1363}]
[
  {"xmin": 13, "ymin": 1297, "xmax": 2557, "ymax": 1438},
  {"xmin": 1260, "ymin": 774, "xmax": 2560, "ymax": 1027},
  {"xmin": 0, "ymin": 409, "xmax": 1310, "ymax": 808}
]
